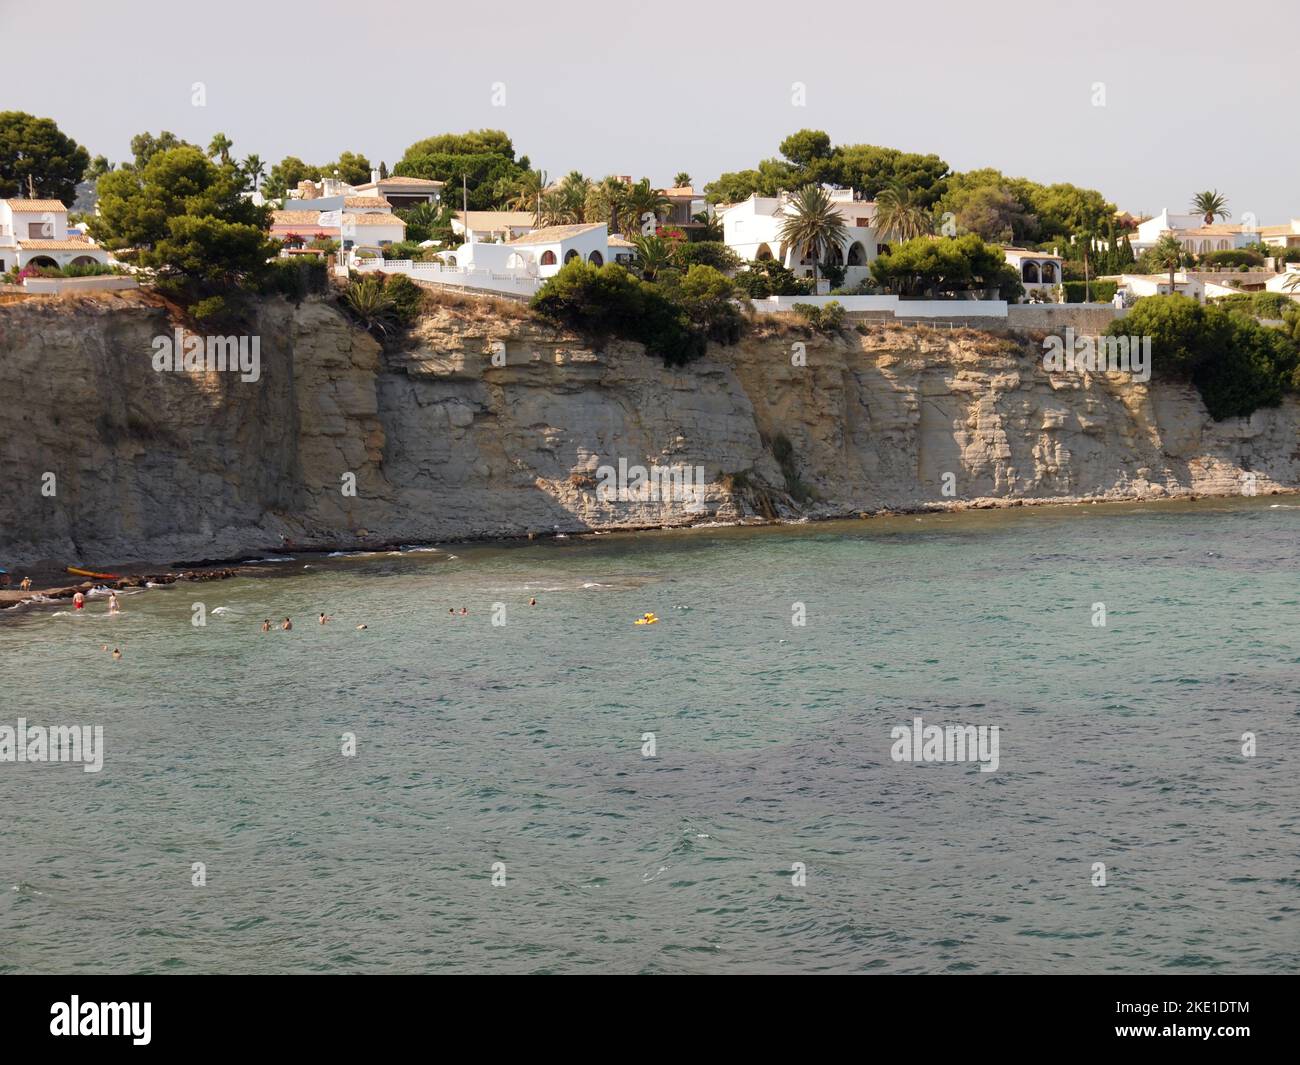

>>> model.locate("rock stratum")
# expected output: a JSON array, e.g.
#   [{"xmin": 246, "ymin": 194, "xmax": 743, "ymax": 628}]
[{"xmin": 2, "ymin": 292, "xmax": 1298, "ymax": 567}]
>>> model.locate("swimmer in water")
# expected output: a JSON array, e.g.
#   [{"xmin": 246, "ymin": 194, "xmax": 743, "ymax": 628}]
[
  {"xmin": 73, "ymin": 591, "xmax": 85, "ymax": 611},
  {"xmin": 319, "ymin": 612, "xmax": 334, "ymax": 624},
  {"xmin": 529, "ymin": 597, "xmax": 537, "ymax": 606},
  {"xmin": 460, "ymin": 606, "xmax": 468, "ymax": 616},
  {"xmin": 261, "ymin": 619, "xmax": 271, "ymax": 633},
  {"xmin": 111, "ymin": 648, "xmax": 121, "ymax": 661},
  {"xmin": 448, "ymin": 608, "xmax": 455, "ymax": 616},
  {"xmin": 281, "ymin": 617, "xmax": 293, "ymax": 630},
  {"xmin": 356, "ymin": 623, "xmax": 367, "ymax": 630}
]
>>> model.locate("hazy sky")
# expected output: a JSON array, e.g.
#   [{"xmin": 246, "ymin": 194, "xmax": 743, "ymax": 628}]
[{"xmin": 4, "ymin": 0, "xmax": 1297, "ymax": 220}]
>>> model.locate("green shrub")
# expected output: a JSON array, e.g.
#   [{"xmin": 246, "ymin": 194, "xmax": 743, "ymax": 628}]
[
  {"xmin": 1199, "ymin": 248, "xmax": 1265, "ymax": 268},
  {"xmin": 669, "ymin": 240, "xmax": 740, "ymax": 273},
  {"xmin": 770, "ymin": 432, "xmax": 813, "ymax": 502},
  {"xmin": 258, "ymin": 257, "xmax": 327, "ymax": 300},
  {"xmin": 1112, "ymin": 295, "xmax": 1299, "ymax": 420},
  {"xmin": 790, "ymin": 300, "xmax": 845, "ymax": 332},
  {"xmin": 1060, "ymin": 280, "xmax": 1118, "ymax": 303},
  {"xmin": 656, "ymin": 265, "xmax": 743, "ymax": 344},
  {"xmin": 531, "ymin": 260, "xmax": 708, "ymax": 366},
  {"xmin": 190, "ymin": 295, "xmax": 228, "ymax": 324},
  {"xmin": 734, "ymin": 259, "xmax": 813, "ymax": 298},
  {"xmin": 381, "ymin": 272, "xmax": 425, "ymax": 323}
]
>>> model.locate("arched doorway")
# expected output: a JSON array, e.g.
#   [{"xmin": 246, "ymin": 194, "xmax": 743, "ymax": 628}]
[
  {"xmin": 69, "ymin": 255, "xmax": 100, "ymax": 267},
  {"xmin": 846, "ymin": 242, "xmax": 866, "ymax": 266},
  {"xmin": 1022, "ymin": 262, "xmax": 1040, "ymax": 283},
  {"xmin": 564, "ymin": 249, "xmax": 580, "ymax": 263},
  {"xmin": 588, "ymin": 250, "xmax": 603, "ymax": 265},
  {"xmin": 1040, "ymin": 262, "xmax": 1057, "ymax": 283},
  {"xmin": 26, "ymin": 256, "xmax": 59, "ymax": 270},
  {"xmin": 755, "ymin": 243, "xmax": 774, "ymax": 261}
]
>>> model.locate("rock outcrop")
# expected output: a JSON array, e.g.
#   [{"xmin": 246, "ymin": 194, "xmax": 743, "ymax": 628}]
[{"xmin": 1, "ymin": 292, "xmax": 1297, "ymax": 566}]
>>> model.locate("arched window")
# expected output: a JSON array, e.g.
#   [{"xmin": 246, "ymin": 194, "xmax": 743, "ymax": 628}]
[
  {"xmin": 1022, "ymin": 262, "xmax": 1041, "ymax": 283},
  {"xmin": 588, "ymin": 250, "xmax": 603, "ymax": 266},
  {"xmin": 755, "ymin": 243, "xmax": 774, "ymax": 261},
  {"xmin": 846, "ymin": 242, "xmax": 866, "ymax": 265},
  {"xmin": 1040, "ymin": 262, "xmax": 1057, "ymax": 283},
  {"xmin": 540, "ymin": 250, "xmax": 557, "ymax": 265},
  {"xmin": 564, "ymin": 249, "xmax": 580, "ymax": 263}
]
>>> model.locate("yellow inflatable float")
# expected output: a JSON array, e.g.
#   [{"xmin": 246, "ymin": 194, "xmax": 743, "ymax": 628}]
[{"xmin": 634, "ymin": 612, "xmax": 660, "ymax": 626}]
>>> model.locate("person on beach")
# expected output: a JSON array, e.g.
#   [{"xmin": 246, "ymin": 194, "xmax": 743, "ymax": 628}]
[
  {"xmin": 281, "ymin": 617, "xmax": 293, "ymax": 630},
  {"xmin": 108, "ymin": 592, "xmax": 120, "ymax": 614},
  {"xmin": 261, "ymin": 619, "xmax": 271, "ymax": 633},
  {"xmin": 73, "ymin": 591, "xmax": 85, "ymax": 611}
]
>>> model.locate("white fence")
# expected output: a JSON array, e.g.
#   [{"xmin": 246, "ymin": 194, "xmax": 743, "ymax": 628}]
[
  {"xmin": 350, "ymin": 257, "xmax": 541, "ymax": 297},
  {"xmin": 751, "ymin": 294, "xmax": 1009, "ymax": 318},
  {"xmin": 21, "ymin": 275, "xmax": 139, "ymax": 295}
]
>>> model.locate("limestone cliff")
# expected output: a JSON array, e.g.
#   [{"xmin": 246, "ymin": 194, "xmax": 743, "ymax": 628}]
[{"xmin": 1, "ymin": 292, "xmax": 1297, "ymax": 567}]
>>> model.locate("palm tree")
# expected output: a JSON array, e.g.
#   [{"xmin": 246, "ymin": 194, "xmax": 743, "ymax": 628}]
[
  {"xmin": 241, "ymin": 154, "xmax": 265, "ymax": 192},
  {"xmin": 1191, "ymin": 190, "xmax": 1230, "ymax": 227},
  {"xmin": 777, "ymin": 185, "xmax": 848, "ymax": 287},
  {"xmin": 693, "ymin": 210, "xmax": 723, "ymax": 241},
  {"xmin": 624, "ymin": 179, "xmax": 670, "ymax": 237},
  {"xmin": 632, "ymin": 234, "xmax": 672, "ymax": 280},
  {"xmin": 1151, "ymin": 234, "xmax": 1187, "ymax": 295},
  {"xmin": 673, "ymin": 171, "xmax": 692, "ymax": 188},
  {"xmin": 587, "ymin": 175, "xmax": 633, "ymax": 235},
  {"xmin": 498, "ymin": 169, "xmax": 546, "ymax": 214},
  {"xmin": 873, "ymin": 181, "xmax": 933, "ymax": 244},
  {"xmin": 345, "ymin": 279, "xmax": 397, "ymax": 336},
  {"xmin": 208, "ymin": 133, "xmax": 233, "ymax": 165}
]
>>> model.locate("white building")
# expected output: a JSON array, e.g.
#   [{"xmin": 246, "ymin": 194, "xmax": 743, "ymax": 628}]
[
  {"xmin": 1111, "ymin": 272, "xmax": 1205, "ymax": 301},
  {"xmin": 271, "ymin": 195, "xmax": 405, "ymax": 252},
  {"xmin": 1258, "ymin": 219, "xmax": 1300, "ymax": 251},
  {"xmin": 341, "ymin": 211, "xmax": 405, "ymax": 254},
  {"xmin": 0, "ymin": 198, "xmax": 110, "ymax": 273},
  {"xmin": 718, "ymin": 187, "xmax": 879, "ymax": 288},
  {"xmin": 1003, "ymin": 247, "xmax": 1064, "ymax": 298},
  {"xmin": 349, "ymin": 173, "xmax": 443, "ymax": 211},
  {"xmin": 1131, "ymin": 208, "xmax": 1256, "ymax": 255},
  {"xmin": 445, "ymin": 223, "xmax": 610, "ymax": 279}
]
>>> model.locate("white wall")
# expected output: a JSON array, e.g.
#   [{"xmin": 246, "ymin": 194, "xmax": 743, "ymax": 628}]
[{"xmin": 751, "ymin": 295, "xmax": 1008, "ymax": 318}]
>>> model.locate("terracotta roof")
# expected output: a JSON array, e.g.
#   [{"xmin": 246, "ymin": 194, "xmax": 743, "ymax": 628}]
[
  {"xmin": 1256, "ymin": 224, "xmax": 1296, "ymax": 236},
  {"xmin": 272, "ymin": 210, "xmax": 332, "ymax": 226},
  {"xmin": 17, "ymin": 239, "xmax": 102, "ymax": 251},
  {"xmin": 1178, "ymin": 224, "xmax": 1246, "ymax": 236},
  {"xmin": 5, "ymin": 199, "xmax": 68, "ymax": 212},
  {"xmin": 508, "ymin": 223, "xmax": 604, "ymax": 245},
  {"xmin": 608, "ymin": 235, "xmax": 637, "ymax": 248},
  {"xmin": 344, "ymin": 196, "xmax": 391, "ymax": 209},
  {"xmin": 354, "ymin": 176, "xmax": 445, "ymax": 190},
  {"xmin": 345, "ymin": 213, "xmax": 404, "ymax": 227},
  {"xmin": 454, "ymin": 210, "xmax": 535, "ymax": 230}
]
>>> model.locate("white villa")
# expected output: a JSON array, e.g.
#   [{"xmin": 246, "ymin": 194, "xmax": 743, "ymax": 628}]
[
  {"xmin": 0, "ymin": 198, "xmax": 110, "ymax": 273},
  {"xmin": 349, "ymin": 174, "xmax": 442, "ymax": 210},
  {"xmin": 1003, "ymin": 247, "xmax": 1064, "ymax": 297},
  {"xmin": 444, "ymin": 223, "xmax": 611, "ymax": 278},
  {"xmin": 271, "ymin": 191, "xmax": 406, "ymax": 254},
  {"xmin": 1258, "ymin": 219, "xmax": 1300, "ymax": 251},
  {"xmin": 717, "ymin": 186, "xmax": 880, "ymax": 289},
  {"xmin": 1131, "ymin": 209, "xmax": 1256, "ymax": 255},
  {"xmin": 1108, "ymin": 272, "xmax": 1206, "ymax": 301}
]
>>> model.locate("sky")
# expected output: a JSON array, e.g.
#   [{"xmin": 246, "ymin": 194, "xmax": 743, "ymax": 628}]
[{"xmin": 4, "ymin": 0, "xmax": 1297, "ymax": 221}]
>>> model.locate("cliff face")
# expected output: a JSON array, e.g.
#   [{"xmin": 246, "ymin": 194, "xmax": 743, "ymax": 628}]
[{"xmin": 2, "ymin": 293, "xmax": 1298, "ymax": 566}]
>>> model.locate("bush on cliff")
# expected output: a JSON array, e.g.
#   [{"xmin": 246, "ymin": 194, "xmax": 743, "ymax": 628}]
[
  {"xmin": 871, "ymin": 233, "xmax": 1024, "ymax": 301},
  {"xmin": 1111, "ymin": 295, "xmax": 1298, "ymax": 420},
  {"xmin": 531, "ymin": 260, "xmax": 715, "ymax": 366}
]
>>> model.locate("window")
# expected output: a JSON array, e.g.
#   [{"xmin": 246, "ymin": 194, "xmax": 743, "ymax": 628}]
[
  {"xmin": 28, "ymin": 220, "xmax": 52, "ymax": 238},
  {"xmin": 588, "ymin": 251, "xmax": 603, "ymax": 265},
  {"xmin": 564, "ymin": 249, "xmax": 580, "ymax": 263},
  {"xmin": 540, "ymin": 250, "xmax": 557, "ymax": 265}
]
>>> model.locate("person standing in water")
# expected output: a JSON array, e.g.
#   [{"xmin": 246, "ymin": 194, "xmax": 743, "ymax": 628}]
[
  {"xmin": 73, "ymin": 591, "xmax": 85, "ymax": 612},
  {"xmin": 261, "ymin": 619, "xmax": 271, "ymax": 633},
  {"xmin": 319, "ymin": 613, "xmax": 334, "ymax": 624},
  {"xmin": 281, "ymin": 617, "xmax": 293, "ymax": 630},
  {"xmin": 111, "ymin": 648, "xmax": 121, "ymax": 661},
  {"xmin": 108, "ymin": 592, "xmax": 120, "ymax": 614}
]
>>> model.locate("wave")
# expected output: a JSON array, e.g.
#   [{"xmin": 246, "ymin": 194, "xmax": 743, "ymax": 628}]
[{"xmin": 245, "ymin": 557, "xmax": 296, "ymax": 564}]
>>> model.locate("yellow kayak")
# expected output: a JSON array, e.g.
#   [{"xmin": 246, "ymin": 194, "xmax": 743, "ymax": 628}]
[{"xmin": 66, "ymin": 566, "xmax": 120, "ymax": 580}]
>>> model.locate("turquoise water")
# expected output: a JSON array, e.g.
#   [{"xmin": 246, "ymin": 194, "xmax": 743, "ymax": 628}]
[{"xmin": 1, "ymin": 500, "xmax": 1297, "ymax": 974}]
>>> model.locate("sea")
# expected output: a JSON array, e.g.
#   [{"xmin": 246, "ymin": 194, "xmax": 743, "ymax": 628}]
[{"xmin": 1, "ymin": 498, "xmax": 1297, "ymax": 973}]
